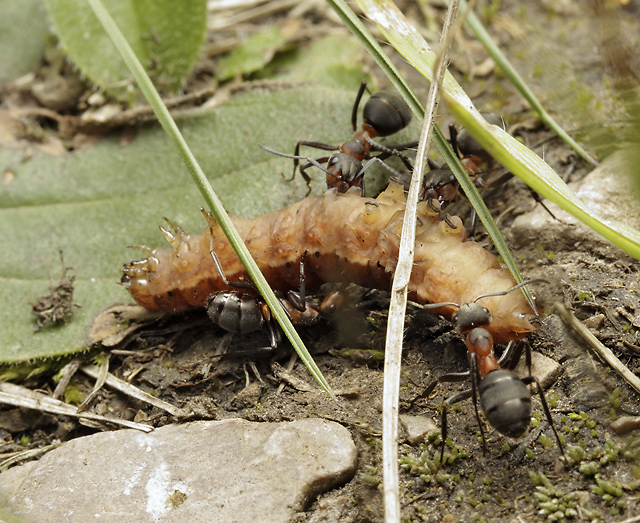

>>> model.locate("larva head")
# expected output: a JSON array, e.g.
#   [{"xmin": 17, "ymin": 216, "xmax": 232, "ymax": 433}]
[
  {"xmin": 363, "ymin": 90, "xmax": 412, "ymax": 137},
  {"xmin": 479, "ymin": 369, "xmax": 532, "ymax": 438},
  {"xmin": 453, "ymin": 302, "xmax": 491, "ymax": 333}
]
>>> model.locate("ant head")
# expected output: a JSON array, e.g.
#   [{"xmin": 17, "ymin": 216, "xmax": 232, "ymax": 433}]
[
  {"xmin": 421, "ymin": 167, "xmax": 457, "ymax": 204},
  {"xmin": 453, "ymin": 302, "xmax": 491, "ymax": 333},
  {"xmin": 363, "ymin": 90, "xmax": 412, "ymax": 137},
  {"xmin": 327, "ymin": 154, "xmax": 363, "ymax": 183}
]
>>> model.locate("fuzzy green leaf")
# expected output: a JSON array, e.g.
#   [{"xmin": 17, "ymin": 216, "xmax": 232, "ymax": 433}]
[
  {"xmin": 42, "ymin": 0, "xmax": 207, "ymax": 100},
  {"xmin": 216, "ymin": 26, "xmax": 289, "ymax": 81},
  {"xmin": 0, "ymin": 0, "xmax": 50, "ymax": 82}
]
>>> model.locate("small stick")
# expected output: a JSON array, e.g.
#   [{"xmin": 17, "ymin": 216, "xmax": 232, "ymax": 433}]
[{"xmin": 554, "ymin": 302, "xmax": 640, "ymax": 395}]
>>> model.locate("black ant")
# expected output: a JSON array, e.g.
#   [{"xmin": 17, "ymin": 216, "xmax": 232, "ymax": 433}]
[
  {"xmin": 420, "ymin": 113, "xmax": 504, "ymax": 206},
  {"xmin": 423, "ymin": 280, "xmax": 565, "ymax": 464},
  {"xmin": 261, "ymin": 145, "xmax": 405, "ymax": 196},
  {"xmin": 278, "ymin": 81, "xmax": 416, "ymax": 195},
  {"xmin": 421, "ymin": 114, "xmax": 557, "ymax": 226},
  {"xmin": 203, "ymin": 213, "xmax": 321, "ymax": 355}
]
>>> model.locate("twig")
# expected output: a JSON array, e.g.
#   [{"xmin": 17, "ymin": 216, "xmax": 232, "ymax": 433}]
[
  {"xmin": 554, "ymin": 302, "xmax": 640, "ymax": 395},
  {"xmin": 0, "ymin": 382, "xmax": 152, "ymax": 432},
  {"xmin": 0, "ymin": 442, "xmax": 62, "ymax": 472},
  {"xmin": 382, "ymin": 1, "xmax": 460, "ymax": 521},
  {"xmin": 80, "ymin": 364, "xmax": 186, "ymax": 417}
]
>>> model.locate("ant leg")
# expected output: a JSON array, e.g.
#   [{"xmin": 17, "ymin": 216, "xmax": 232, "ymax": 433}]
[
  {"xmin": 299, "ymin": 157, "xmax": 331, "ymax": 196},
  {"xmin": 365, "ymin": 136, "xmax": 418, "ymax": 171},
  {"xmin": 262, "ymin": 145, "xmax": 336, "ymax": 196},
  {"xmin": 291, "ymin": 140, "xmax": 338, "ymax": 181},
  {"xmin": 286, "ymin": 252, "xmax": 308, "ymax": 312},
  {"xmin": 261, "ymin": 304, "xmax": 282, "ymax": 350},
  {"xmin": 449, "ymin": 123, "xmax": 460, "ymax": 156},
  {"xmin": 357, "ymin": 156, "xmax": 405, "ymax": 186},
  {"xmin": 522, "ymin": 375, "xmax": 566, "ymax": 462},
  {"xmin": 484, "ymin": 169, "xmax": 558, "ymax": 221},
  {"xmin": 351, "ymin": 81, "xmax": 369, "ymax": 132},
  {"xmin": 468, "ymin": 353, "xmax": 488, "ymax": 454},
  {"xmin": 439, "ymin": 388, "xmax": 473, "ymax": 467},
  {"xmin": 497, "ymin": 341, "xmax": 523, "ymax": 370},
  {"xmin": 207, "ymin": 227, "xmax": 254, "ymax": 291},
  {"xmin": 527, "ymin": 186, "xmax": 558, "ymax": 220}
]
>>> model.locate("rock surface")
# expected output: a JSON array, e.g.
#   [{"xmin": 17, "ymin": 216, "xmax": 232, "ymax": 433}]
[
  {"xmin": 0, "ymin": 418, "xmax": 357, "ymax": 523},
  {"xmin": 510, "ymin": 151, "xmax": 639, "ymax": 257}
]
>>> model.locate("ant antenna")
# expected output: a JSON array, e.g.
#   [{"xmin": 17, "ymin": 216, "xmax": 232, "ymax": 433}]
[
  {"xmin": 422, "ymin": 301, "xmax": 460, "ymax": 310},
  {"xmin": 473, "ymin": 278, "xmax": 549, "ymax": 303},
  {"xmin": 261, "ymin": 145, "xmax": 336, "ymax": 179}
]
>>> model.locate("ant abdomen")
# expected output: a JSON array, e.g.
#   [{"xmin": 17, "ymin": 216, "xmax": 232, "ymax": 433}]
[
  {"xmin": 362, "ymin": 90, "xmax": 412, "ymax": 137},
  {"xmin": 479, "ymin": 369, "xmax": 532, "ymax": 438},
  {"xmin": 207, "ymin": 291, "xmax": 265, "ymax": 334}
]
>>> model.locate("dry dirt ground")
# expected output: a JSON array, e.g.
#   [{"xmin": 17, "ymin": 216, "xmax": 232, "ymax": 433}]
[{"xmin": 2, "ymin": 1, "xmax": 640, "ymax": 522}]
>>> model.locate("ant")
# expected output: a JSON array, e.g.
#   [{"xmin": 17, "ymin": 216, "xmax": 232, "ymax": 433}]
[
  {"xmin": 420, "ymin": 113, "xmax": 504, "ymax": 206},
  {"xmin": 282, "ymin": 81, "xmax": 416, "ymax": 195},
  {"xmin": 204, "ymin": 212, "xmax": 321, "ymax": 355},
  {"xmin": 421, "ymin": 114, "xmax": 556, "ymax": 225},
  {"xmin": 261, "ymin": 145, "xmax": 405, "ymax": 196},
  {"xmin": 422, "ymin": 280, "xmax": 565, "ymax": 464}
]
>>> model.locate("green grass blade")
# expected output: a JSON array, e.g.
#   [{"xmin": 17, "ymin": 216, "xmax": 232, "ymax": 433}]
[
  {"xmin": 86, "ymin": 0, "xmax": 335, "ymax": 400},
  {"xmin": 354, "ymin": 0, "xmax": 640, "ymax": 261}
]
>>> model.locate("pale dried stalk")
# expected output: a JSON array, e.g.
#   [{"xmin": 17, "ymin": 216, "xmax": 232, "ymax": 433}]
[
  {"xmin": 382, "ymin": 1, "xmax": 460, "ymax": 521},
  {"xmin": 0, "ymin": 382, "xmax": 153, "ymax": 432},
  {"xmin": 554, "ymin": 302, "xmax": 640, "ymax": 395},
  {"xmin": 81, "ymin": 364, "xmax": 186, "ymax": 418}
]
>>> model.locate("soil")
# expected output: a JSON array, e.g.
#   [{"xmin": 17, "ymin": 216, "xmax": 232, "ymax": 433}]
[{"xmin": 2, "ymin": 1, "xmax": 640, "ymax": 522}]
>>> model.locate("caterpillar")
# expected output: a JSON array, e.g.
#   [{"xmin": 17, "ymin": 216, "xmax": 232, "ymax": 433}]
[{"xmin": 121, "ymin": 181, "xmax": 537, "ymax": 344}]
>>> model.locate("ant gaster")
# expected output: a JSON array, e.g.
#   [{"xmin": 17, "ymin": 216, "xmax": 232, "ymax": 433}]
[
  {"xmin": 423, "ymin": 280, "xmax": 565, "ymax": 464},
  {"xmin": 203, "ymin": 213, "xmax": 321, "ymax": 355},
  {"xmin": 286, "ymin": 81, "xmax": 415, "ymax": 195}
]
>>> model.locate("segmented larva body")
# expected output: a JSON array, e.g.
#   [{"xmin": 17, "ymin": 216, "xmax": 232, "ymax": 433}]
[{"xmin": 121, "ymin": 182, "xmax": 536, "ymax": 343}]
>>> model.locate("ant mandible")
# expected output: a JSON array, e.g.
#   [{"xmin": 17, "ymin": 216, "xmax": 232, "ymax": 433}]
[{"xmin": 423, "ymin": 280, "xmax": 566, "ymax": 465}]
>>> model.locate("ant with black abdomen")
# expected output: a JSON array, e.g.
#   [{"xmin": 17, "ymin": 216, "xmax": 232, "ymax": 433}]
[
  {"xmin": 266, "ymin": 81, "xmax": 417, "ymax": 196},
  {"xmin": 422, "ymin": 280, "xmax": 566, "ymax": 465}
]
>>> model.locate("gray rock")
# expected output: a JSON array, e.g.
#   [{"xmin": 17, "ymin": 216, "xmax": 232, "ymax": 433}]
[
  {"xmin": 510, "ymin": 151, "xmax": 639, "ymax": 257},
  {"xmin": 399, "ymin": 415, "xmax": 437, "ymax": 445},
  {"xmin": 0, "ymin": 418, "xmax": 357, "ymax": 523}
]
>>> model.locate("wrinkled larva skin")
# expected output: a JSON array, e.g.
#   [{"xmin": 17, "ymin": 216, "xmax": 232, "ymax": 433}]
[{"xmin": 121, "ymin": 182, "xmax": 537, "ymax": 343}]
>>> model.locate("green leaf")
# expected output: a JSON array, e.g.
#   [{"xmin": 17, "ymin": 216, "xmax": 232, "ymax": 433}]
[
  {"xmin": 260, "ymin": 33, "xmax": 369, "ymax": 87},
  {"xmin": 0, "ymin": 0, "xmax": 50, "ymax": 82},
  {"xmin": 0, "ymin": 84, "xmax": 418, "ymax": 364},
  {"xmin": 216, "ymin": 26, "xmax": 289, "ymax": 81},
  {"xmin": 42, "ymin": 0, "xmax": 207, "ymax": 100}
]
